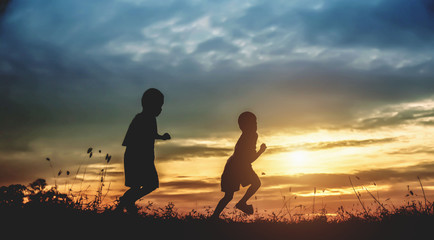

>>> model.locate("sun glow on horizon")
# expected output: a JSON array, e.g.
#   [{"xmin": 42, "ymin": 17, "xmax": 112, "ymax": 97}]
[{"xmin": 290, "ymin": 150, "xmax": 309, "ymax": 167}]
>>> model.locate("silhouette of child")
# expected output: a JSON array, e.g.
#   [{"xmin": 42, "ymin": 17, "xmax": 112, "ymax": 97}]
[
  {"xmin": 118, "ymin": 88, "xmax": 171, "ymax": 213},
  {"xmin": 211, "ymin": 111, "xmax": 266, "ymax": 219}
]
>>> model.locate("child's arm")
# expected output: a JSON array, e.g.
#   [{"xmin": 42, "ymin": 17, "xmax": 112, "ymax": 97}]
[
  {"xmin": 251, "ymin": 143, "xmax": 267, "ymax": 163},
  {"xmin": 156, "ymin": 133, "xmax": 171, "ymax": 140}
]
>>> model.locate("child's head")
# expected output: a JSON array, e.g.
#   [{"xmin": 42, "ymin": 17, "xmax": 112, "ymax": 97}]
[
  {"xmin": 141, "ymin": 88, "xmax": 164, "ymax": 116},
  {"xmin": 238, "ymin": 111, "xmax": 257, "ymax": 133}
]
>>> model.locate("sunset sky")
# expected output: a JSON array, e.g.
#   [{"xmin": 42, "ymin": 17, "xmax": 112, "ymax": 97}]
[{"xmin": 2, "ymin": 0, "xmax": 434, "ymax": 215}]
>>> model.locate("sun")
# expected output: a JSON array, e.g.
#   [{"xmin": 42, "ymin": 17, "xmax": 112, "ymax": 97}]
[{"xmin": 290, "ymin": 150, "xmax": 309, "ymax": 166}]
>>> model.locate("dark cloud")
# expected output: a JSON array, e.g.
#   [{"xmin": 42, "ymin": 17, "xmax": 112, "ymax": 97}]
[
  {"xmin": 0, "ymin": 156, "xmax": 50, "ymax": 186},
  {"xmin": 356, "ymin": 108, "xmax": 434, "ymax": 129},
  {"xmin": 76, "ymin": 166, "xmax": 124, "ymax": 179},
  {"xmin": 235, "ymin": 3, "xmax": 277, "ymax": 31},
  {"xmin": 295, "ymin": 0, "xmax": 434, "ymax": 50},
  {"xmin": 423, "ymin": 0, "xmax": 434, "ymax": 13},
  {"xmin": 261, "ymin": 173, "xmax": 350, "ymax": 190},
  {"xmin": 160, "ymin": 179, "xmax": 218, "ymax": 189},
  {"xmin": 0, "ymin": 0, "xmax": 11, "ymax": 17},
  {"xmin": 194, "ymin": 37, "xmax": 239, "ymax": 53},
  {"xmin": 149, "ymin": 191, "xmax": 219, "ymax": 203},
  {"xmin": 261, "ymin": 161, "xmax": 434, "ymax": 191},
  {"xmin": 208, "ymin": 64, "xmax": 434, "ymax": 132},
  {"xmin": 156, "ymin": 143, "xmax": 231, "ymax": 161},
  {"xmin": 226, "ymin": 0, "xmax": 434, "ymax": 51}
]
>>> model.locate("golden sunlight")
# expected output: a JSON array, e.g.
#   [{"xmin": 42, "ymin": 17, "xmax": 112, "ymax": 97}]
[{"xmin": 290, "ymin": 150, "xmax": 309, "ymax": 167}]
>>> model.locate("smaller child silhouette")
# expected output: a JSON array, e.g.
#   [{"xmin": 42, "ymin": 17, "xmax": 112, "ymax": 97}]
[
  {"xmin": 211, "ymin": 111, "xmax": 266, "ymax": 219},
  {"xmin": 117, "ymin": 88, "xmax": 171, "ymax": 213}
]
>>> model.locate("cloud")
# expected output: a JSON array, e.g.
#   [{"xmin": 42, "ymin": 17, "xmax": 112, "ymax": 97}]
[
  {"xmin": 3, "ymin": 0, "xmax": 434, "ymax": 73},
  {"xmin": 261, "ymin": 173, "xmax": 350, "ymax": 190},
  {"xmin": 388, "ymin": 146, "xmax": 434, "ymax": 155},
  {"xmin": 307, "ymin": 138, "xmax": 396, "ymax": 151},
  {"xmin": 0, "ymin": 155, "xmax": 50, "ymax": 186},
  {"xmin": 261, "ymin": 161, "xmax": 434, "ymax": 191},
  {"xmin": 149, "ymin": 190, "xmax": 219, "ymax": 203},
  {"xmin": 354, "ymin": 161, "xmax": 434, "ymax": 183},
  {"xmin": 194, "ymin": 37, "xmax": 239, "ymax": 54},
  {"xmin": 295, "ymin": 0, "xmax": 434, "ymax": 50},
  {"xmin": 268, "ymin": 137, "xmax": 397, "ymax": 155},
  {"xmin": 354, "ymin": 103, "xmax": 434, "ymax": 129},
  {"xmin": 0, "ymin": 0, "xmax": 11, "ymax": 17},
  {"xmin": 156, "ymin": 143, "xmax": 231, "ymax": 161},
  {"xmin": 160, "ymin": 178, "xmax": 218, "ymax": 189}
]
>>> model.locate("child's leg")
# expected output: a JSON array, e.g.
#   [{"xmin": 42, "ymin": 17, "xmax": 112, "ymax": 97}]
[
  {"xmin": 119, "ymin": 187, "xmax": 140, "ymax": 205},
  {"xmin": 136, "ymin": 185, "xmax": 155, "ymax": 200},
  {"xmin": 119, "ymin": 186, "xmax": 155, "ymax": 209},
  {"xmin": 117, "ymin": 187, "xmax": 139, "ymax": 212},
  {"xmin": 212, "ymin": 192, "xmax": 234, "ymax": 218},
  {"xmin": 238, "ymin": 176, "xmax": 261, "ymax": 205}
]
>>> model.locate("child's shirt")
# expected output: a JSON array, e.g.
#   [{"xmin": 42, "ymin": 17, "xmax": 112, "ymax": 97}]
[
  {"xmin": 122, "ymin": 112, "xmax": 159, "ymax": 187},
  {"xmin": 230, "ymin": 132, "xmax": 258, "ymax": 167},
  {"xmin": 122, "ymin": 112, "xmax": 157, "ymax": 151}
]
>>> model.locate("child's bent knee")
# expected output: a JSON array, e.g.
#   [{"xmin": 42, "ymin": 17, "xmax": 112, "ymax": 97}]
[
  {"xmin": 253, "ymin": 179, "xmax": 261, "ymax": 189},
  {"xmin": 223, "ymin": 192, "xmax": 234, "ymax": 201}
]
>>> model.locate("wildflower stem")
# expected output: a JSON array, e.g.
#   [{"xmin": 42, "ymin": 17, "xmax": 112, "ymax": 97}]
[
  {"xmin": 349, "ymin": 176, "xmax": 368, "ymax": 216},
  {"xmin": 362, "ymin": 186, "xmax": 387, "ymax": 212},
  {"xmin": 312, "ymin": 187, "xmax": 316, "ymax": 214},
  {"xmin": 417, "ymin": 176, "xmax": 427, "ymax": 210}
]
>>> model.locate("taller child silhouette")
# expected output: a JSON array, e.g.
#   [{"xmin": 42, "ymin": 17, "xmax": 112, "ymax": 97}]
[{"xmin": 118, "ymin": 88, "xmax": 171, "ymax": 213}]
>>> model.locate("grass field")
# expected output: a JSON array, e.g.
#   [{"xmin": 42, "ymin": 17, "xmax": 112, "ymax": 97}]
[{"xmin": 1, "ymin": 178, "xmax": 434, "ymax": 240}]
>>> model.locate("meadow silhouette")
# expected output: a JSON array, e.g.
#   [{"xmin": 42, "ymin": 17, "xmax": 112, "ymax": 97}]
[{"xmin": 1, "ymin": 170, "xmax": 434, "ymax": 239}]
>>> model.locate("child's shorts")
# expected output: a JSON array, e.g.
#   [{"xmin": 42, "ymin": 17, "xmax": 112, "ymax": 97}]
[{"xmin": 221, "ymin": 165, "xmax": 260, "ymax": 193}]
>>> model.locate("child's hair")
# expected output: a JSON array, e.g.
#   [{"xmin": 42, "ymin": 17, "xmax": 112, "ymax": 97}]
[
  {"xmin": 238, "ymin": 111, "xmax": 256, "ymax": 131},
  {"xmin": 141, "ymin": 88, "xmax": 164, "ymax": 108}
]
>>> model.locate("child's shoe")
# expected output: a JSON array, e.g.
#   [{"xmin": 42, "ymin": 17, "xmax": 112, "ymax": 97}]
[{"xmin": 235, "ymin": 202, "xmax": 254, "ymax": 215}]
